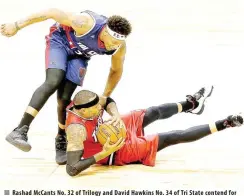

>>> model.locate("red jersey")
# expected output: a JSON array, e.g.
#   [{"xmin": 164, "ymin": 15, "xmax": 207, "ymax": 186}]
[
  {"xmin": 66, "ymin": 103, "xmax": 159, "ymax": 166},
  {"xmin": 65, "ymin": 102, "xmax": 110, "ymax": 164}
]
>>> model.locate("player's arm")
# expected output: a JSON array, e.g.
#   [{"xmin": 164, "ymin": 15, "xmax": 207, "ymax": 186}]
[
  {"xmin": 66, "ymin": 124, "xmax": 124, "ymax": 176},
  {"xmin": 104, "ymin": 97, "xmax": 119, "ymax": 117},
  {"xmin": 102, "ymin": 43, "xmax": 126, "ymax": 97},
  {"xmin": 1, "ymin": 8, "xmax": 91, "ymax": 37},
  {"xmin": 104, "ymin": 97, "xmax": 125, "ymax": 128},
  {"xmin": 17, "ymin": 9, "xmax": 92, "ymax": 34}
]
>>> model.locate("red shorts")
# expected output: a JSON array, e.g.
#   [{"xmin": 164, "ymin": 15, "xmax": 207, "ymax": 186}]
[{"xmin": 110, "ymin": 110, "xmax": 159, "ymax": 166}]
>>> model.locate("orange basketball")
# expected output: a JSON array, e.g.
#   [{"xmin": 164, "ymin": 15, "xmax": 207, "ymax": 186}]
[{"xmin": 96, "ymin": 123, "xmax": 126, "ymax": 145}]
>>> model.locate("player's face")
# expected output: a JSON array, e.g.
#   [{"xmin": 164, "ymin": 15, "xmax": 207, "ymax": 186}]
[
  {"xmin": 104, "ymin": 34, "xmax": 124, "ymax": 51},
  {"xmin": 81, "ymin": 103, "xmax": 102, "ymax": 119}
]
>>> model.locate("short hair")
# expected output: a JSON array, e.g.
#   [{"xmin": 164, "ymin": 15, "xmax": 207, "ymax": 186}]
[
  {"xmin": 73, "ymin": 90, "xmax": 97, "ymax": 106},
  {"xmin": 107, "ymin": 15, "xmax": 132, "ymax": 36}
]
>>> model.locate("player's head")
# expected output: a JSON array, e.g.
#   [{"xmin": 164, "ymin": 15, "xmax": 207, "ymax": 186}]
[
  {"xmin": 101, "ymin": 15, "xmax": 132, "ymax": 50},
  {"xmin": 73, "ymin": 90, "xmax": 102, "ymax": 118}
]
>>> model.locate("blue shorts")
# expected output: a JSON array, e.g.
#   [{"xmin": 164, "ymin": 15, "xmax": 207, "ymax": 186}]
[{"xmin": 45, "ymin": 39, "xmax": 88, "ymax": 86}]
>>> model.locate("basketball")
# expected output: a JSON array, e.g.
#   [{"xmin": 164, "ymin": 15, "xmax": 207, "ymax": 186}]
[{"xmin": 96, "ymin": 123, "xmax": 126, "ymax": 145}]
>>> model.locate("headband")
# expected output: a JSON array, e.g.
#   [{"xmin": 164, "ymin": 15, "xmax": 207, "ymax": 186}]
[
  {"xmin": 74, "ymin": 95, "xmax": 99, "ymax": 109},
  {"xmin": 106, "ymin": 25, "xmax": 126, "ymax": 41}
]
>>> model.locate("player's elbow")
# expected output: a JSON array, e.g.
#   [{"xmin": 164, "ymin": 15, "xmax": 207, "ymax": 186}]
[
  {"xmin": 42, "ymin": 8, "xmax": 58, "ymax": 18},
  {"xmin": 46, "ymin": 8, "xmax": 67, "ymax": 21},
  {"xmin": 66, "ymin": 164, "xmax": 80, "ymax": 177},
  {"xmin": 45, "ymin": 8, "xmax": 58, "ymax": 18},
  {"xmin": 110, "ymin": 66, "xmax": 123, "ymax": 77},
  {"xmin": 111, "ymin": 58, "xmax": 124, "ymax": 74},
  {"xmin": 112, "ymin": 69, "xmax": 123, "ymax": 82}
]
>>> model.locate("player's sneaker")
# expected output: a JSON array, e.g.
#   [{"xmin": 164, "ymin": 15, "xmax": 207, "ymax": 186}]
[
  {"xmin": 224, "ymin": 114, "xmax": 243, "ymax": 127},
  {"xmin": 186, "ymin": 86, "xmax": 214, "ymax": 114},
  {"xmin": 55, "ymin": 134, "xmax": 67, "ymax": 165},
  {"xmin": 5, "ymin": 125, "xmax": 31, "ymax": 152}
]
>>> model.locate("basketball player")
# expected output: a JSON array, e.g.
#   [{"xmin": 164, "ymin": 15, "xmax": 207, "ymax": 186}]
[
  {"xmin": 1, "ymin": 9, "xmax": 131, "ymax": 164},
  {"xmin": 64, "ymin": 87, "xmax": 243, "ymax": 176}
]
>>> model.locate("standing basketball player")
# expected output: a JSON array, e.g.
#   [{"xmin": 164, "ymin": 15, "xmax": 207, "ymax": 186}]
[
  {"xmin": 1, "ymin": 9, "xmax": 131, "ymax": 165},
  {"xmin": 63, "ymin": 87, "xmax": 243, "ymax": 176}
]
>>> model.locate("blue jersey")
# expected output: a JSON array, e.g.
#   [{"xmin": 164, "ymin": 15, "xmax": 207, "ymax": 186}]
[{"xmin": 46, "ymin": 10, "xmax": 115, "ymax": 59}]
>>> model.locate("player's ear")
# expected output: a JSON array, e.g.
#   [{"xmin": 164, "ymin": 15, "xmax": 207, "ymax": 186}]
[
  {"xmin": 104, "ymin": 27, "xmax": 108, "ymax": 34},
  {"xmin": 79, "ymin": 108, "xmax": 86, "ymax": 115}
]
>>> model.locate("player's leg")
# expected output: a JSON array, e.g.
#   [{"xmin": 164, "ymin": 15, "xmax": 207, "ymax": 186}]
[
  {"xmin": 157, "ymin": 114, "xmax": 243, "ymax": 151},
  {"xmin": 142, "ymin": 86, "xmax": 214, "ymax": 128},
  {"xmin": 55, "ymin": 58, "xmax": 88, "ymax": 165},
  {"xmin": 5, "ymin": 40, "xmax": 68, "ymax": 152},
  {"xmin": 56, "ymin": 79, "xmax": 77, "ymax": 165}
]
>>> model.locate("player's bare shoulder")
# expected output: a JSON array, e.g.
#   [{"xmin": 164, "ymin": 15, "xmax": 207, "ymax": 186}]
[{"xmin": 70, "ymin": 12, "xmax": 95, "ymax": 36}]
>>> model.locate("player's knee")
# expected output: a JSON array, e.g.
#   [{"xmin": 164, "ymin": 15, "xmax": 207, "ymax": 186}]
[
  {"xmin": 66, "ymin": 164, "xmax": 79, "ymax": 177},
  {"xmin": 46, "ymin": 77, "xmax": 62, "ymax": 88},
  {"xmin": 42, "ymin": 78, "xmax": 62, "ymax": 94},
  {"xmin": 148, "ymin": 106, "xmax": 161, "ymax": 119},
  {"xmin": 149, "ymin": 104, "xmax": 177, "ymax": 119}
]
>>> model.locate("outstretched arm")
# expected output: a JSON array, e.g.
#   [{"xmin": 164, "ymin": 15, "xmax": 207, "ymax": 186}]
[
  {"xmin": 103, "ymin": 43, "xmax": 126, "ymax": 97},
  {"xmin": 1, "ymin": 8, "xmax": 92, "ymax": 37},
  {"xmin": 14, "ymin": 9, "xmax": 70, "ymax": 29},
  {"xmin": 66, "ymin": 124, "xmax": 124, "ymax": 176}
]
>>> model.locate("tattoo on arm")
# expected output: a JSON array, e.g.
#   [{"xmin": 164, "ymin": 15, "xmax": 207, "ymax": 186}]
[
  {"xmin": 106, "ymin": 102, "xmax": 119, "ymax": 116},
  {"xmin": 17, "ymin": 15, "xmax": 49, "ymax": 28},
  {"xmin": 66, "ymin": 124, "xmax": 87, "ymax": 151},
  {"xmin": 71, "ymin": 18, "xmax": 84, "ymax": 28}
]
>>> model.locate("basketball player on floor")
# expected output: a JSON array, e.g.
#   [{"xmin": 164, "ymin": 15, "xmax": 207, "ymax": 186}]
[
  {"xmin": 1, "ymin": 9, "xmax": 131, "ymax": 164},
  {"xmin": 64, "ymin": 87, "xmax": 243, "ymax": 176}
]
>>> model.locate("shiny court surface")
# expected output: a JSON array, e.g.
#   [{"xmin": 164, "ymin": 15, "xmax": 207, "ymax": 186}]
[
  {"xmin": 1, "ymin": 0, "xmax": 244, "ymax": 195},
  {"xmin": 0, "ymin": 129, "xmax": 243, "ymax": 195}
]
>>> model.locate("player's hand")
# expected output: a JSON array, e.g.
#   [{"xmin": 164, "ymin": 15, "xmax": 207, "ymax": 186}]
[
  {"xmin": 102, "ymin": 137, "xmax": 125, "ymax": 154},
  {"xmin": 105, "ymin": 114, "xmax": 125, "ymax": 129},
  {"xmin": 1, "ymin": 23, "xmax": 18, "ymax": 37}
]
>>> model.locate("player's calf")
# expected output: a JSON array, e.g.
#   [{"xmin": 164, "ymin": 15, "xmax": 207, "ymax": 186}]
[
  {"xmin": 142, "ymin": 86, "xmax": 214, "ymax": 128},
  {"xmin": 157, "ymin": 113, "xmax": 243, "ymax": 151}
]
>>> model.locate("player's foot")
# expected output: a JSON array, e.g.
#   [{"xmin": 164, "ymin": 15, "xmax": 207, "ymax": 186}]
[
  {"xmin": 5, "ymin": 125, "xmax": 31, "ymax": 152},
  {"xmin": 224, "ymin": 114, "xmax": 243, "ymax": 127},
  {"xmin": 186, "ymin": 86, "xmax": 214, "ymax": 114},
  {"xmin": 55, "ymin": 134, "xmax": 67, "ymax": 165}
]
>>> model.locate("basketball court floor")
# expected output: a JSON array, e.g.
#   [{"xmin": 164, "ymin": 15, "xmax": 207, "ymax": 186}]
[
  {"xmin": 0, "ymin": 0, "xmax": 244, "ymax": 195},
  {"xmin": 0, "ymin": 130, "xmax": 244, "ymax": 194}
]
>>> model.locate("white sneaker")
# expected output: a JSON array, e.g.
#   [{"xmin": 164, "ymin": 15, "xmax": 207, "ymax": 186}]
[{"xmin": 187, "ymin": 86, "xmax": 214, "ymax": 115}]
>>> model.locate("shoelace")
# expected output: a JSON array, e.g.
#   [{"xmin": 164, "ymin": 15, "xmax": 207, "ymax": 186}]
[
  {"xmin": 193, "ymin": 88, "xmax": 205, "ymax": 100},
  {"xmin": 56, "ymin": 136, "xmax": 67, "ymax": 151},
  {"xmin": 198, "ymin": 88, "xmax": 205, "ymax": 96},
  {"xmin": 232, "ymin": 115, "xmax": 243, "ymax": 127},
  {"xmin": 20, "ymin": 131, "xmax": 28, "ymax": 141},
  {"xmin": 225, "ymin": 115, "xmax": 243, "ymax": 127},
  {"xmin": 14, "ymin": 128, "xmax": 28, "ymax": 141}
]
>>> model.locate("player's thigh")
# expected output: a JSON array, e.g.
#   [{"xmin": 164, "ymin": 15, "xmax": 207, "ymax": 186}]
[
  {"xmin": 45, "ymin": 40, "xmax": 68, "ymax": 71},
  {"xmin": 57, "ymin": 79, "xmax": 77, "ymax": 100},
  {"xmin": 121, "ymin": 110, "xmax": 146, "ymax": 136}
]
